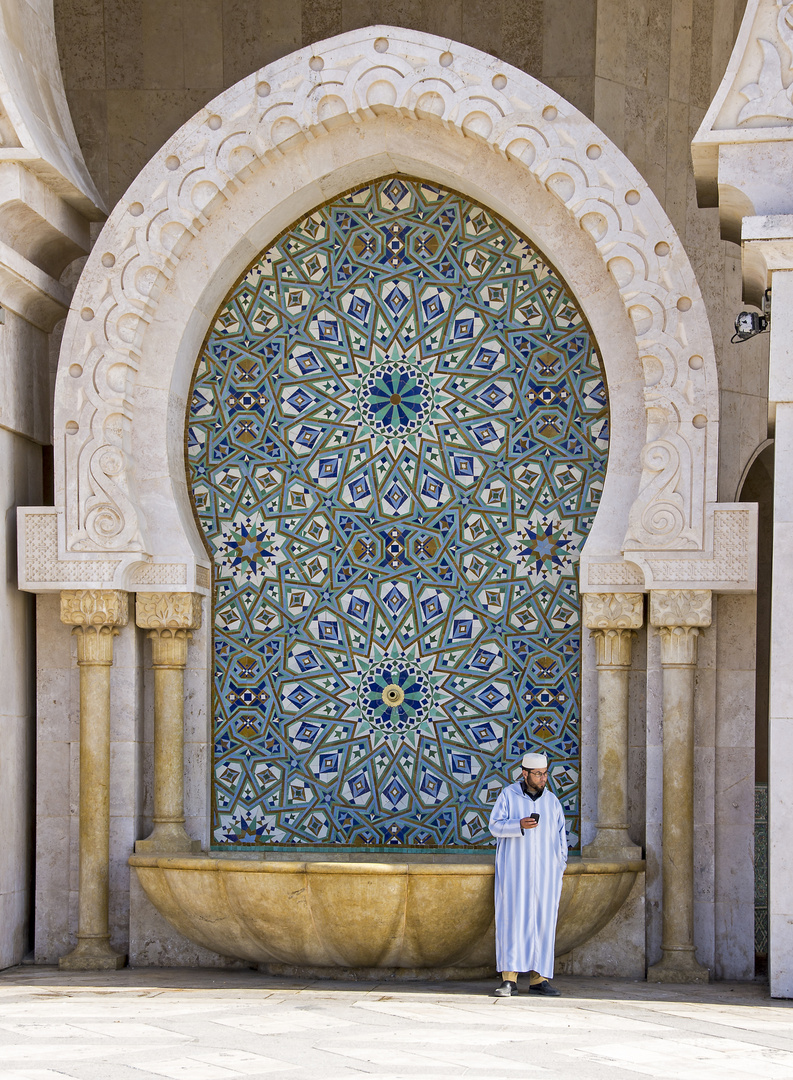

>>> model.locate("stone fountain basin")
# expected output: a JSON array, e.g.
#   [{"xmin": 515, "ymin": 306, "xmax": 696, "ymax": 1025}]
[{"xmin": 130, "ymin": 853, "xmax": 644, "ymax": 976}]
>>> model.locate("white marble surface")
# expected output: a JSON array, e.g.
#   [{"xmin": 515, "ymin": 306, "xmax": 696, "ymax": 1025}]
[{"xmin": 0, "ymin": 966, "xmax": 791, "ymax": 1079}]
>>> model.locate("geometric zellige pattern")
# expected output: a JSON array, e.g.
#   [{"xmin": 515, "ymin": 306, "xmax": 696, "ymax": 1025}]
[{"xmin": 187, "ymin": 177, "xmax": 608, "ymax": 852}]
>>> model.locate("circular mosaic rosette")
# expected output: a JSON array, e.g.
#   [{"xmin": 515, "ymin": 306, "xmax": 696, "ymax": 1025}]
[{"xmin": 188, "ymin": 177, "xmax": 609, "ymax": 852}]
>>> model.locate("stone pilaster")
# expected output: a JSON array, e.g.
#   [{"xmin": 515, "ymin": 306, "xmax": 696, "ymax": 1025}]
[
  {"xmin": 135, "ymin": 593, "xmax": 203, "ymax": 854},
  {"xmin": 647, "ymin": 589, "xmax": 711, "ymax": 984},
  {"xmin": 582, "ymin": 593, "xmax": 643, "ymax": 861},
  {"xmin": 59, "ymin": 589, "xmax": 129, "ymax": 971}
]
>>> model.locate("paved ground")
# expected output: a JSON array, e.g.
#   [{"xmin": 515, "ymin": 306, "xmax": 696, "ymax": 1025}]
[{"xmin": 0, "ymin": 967, "xmax": 791, "ymax": 1079}]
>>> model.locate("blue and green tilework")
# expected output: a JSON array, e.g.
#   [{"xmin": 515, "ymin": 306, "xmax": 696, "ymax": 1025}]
[{"xmin": 187, "ymin": 177, "xmax": 609, "ymax": 852}]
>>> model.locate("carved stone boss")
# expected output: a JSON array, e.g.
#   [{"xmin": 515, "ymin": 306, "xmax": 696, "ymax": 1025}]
[
  {"xmin": 582, "ymin": 593, "xmax": 643, "ymax": 861},
  {"xmin": 647, "ymin": 588, "xmax": 712, "ymax": 984},
  {"xmin": 59, "ymin": 589, "xmax": 128, "ymax": 971},
  {"xmin": 135, "ymin": 593, "xmax": 203, "ymax": 853}
]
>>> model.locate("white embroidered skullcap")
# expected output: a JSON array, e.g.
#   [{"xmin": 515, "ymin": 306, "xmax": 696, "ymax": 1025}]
[{"xmin": 521, "ymin": 753, "xmax": 548, "ymax": 770}]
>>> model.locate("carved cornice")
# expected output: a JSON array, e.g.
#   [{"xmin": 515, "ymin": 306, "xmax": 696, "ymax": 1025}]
[
  {"xmin": 649, "ymin": 589, "xmax": 712, "ymax": 629},
  {"xmin": 48, "ymin": 25, "xmax": 720, "ymax": 574},
  {"xmin": 583, "ymin": 593, "xmax": 643, "ymax": 630},
  {"xmin": 135, "ymin": 592, "xmax": 203, "ymax": 632}
]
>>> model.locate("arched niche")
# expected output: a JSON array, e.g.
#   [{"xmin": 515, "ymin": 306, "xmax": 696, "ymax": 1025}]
[{"xmin": 32, "ymin": 25, "xmax": 739, "ymax": 599}]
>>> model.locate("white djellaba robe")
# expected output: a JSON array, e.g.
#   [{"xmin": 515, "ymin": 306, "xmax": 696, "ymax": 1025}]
[{"xmin": 488, "ymin": 781, "xmax": 568, "ymax": 977}]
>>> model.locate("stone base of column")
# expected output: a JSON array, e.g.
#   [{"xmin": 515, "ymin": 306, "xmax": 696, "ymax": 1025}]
[
  {"xmin": 647, "ymin": 947, "xmax": 709, "ymax": 984},
  {"xmin": 583, "ymin": 826, "xmax": 642, "ymax": 862},
  {"xmin": 135, "ymin": 823, "xmax": 201, "ymax": 854},
  {"xmin": 59, "ymin": 938, "xmax": 126, "ymax": 971}
]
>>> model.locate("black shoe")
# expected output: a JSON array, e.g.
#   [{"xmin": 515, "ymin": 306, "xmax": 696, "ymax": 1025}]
[
  {"xmin": 494, "ymin": 979, "xmax": 518, "ymax": 997},
  {"xmin": 528, "ymin": 980, "xmax": 561, "ymax": 996}
]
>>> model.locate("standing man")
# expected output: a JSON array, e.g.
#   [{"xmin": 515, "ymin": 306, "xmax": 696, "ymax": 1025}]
[{"xmin": 488, "ymin": 752, "xmax": 567, "ymax": 997}]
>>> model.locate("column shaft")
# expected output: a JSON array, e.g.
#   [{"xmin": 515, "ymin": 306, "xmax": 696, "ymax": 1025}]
[
  {"xmin": 582, "ymin": 594, "xmax": 642, "ymax": 860},
  {"xmin": 59, "ymin": 590, "xmax": 128, "ymax": 971},
  {"xmin": 647, "ymin": 590, "xmax": 711, "ymax": 984},
  {"xmin": 135, "ymin": 593, "xmax": 203, "ymax": 854},
  {"xmin": 152, "ymin": 661, "xmax": 187, "ymax": 829},
  {"xmin": 76, "ymin": 656, "xmax": 112, "ymax": 941},
  {"xmin": 660, "ymin": 660, "xmax": 696, "ymax": 960}
]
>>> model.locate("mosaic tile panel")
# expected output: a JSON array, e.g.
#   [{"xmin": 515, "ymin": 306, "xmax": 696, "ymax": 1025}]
[{"xmin": 187, "ymin": 177, "xmax": 609, "ymax": 851}]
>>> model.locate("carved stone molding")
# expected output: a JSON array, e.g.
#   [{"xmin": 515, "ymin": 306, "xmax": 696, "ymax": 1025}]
[
  {"xmin": 17, "ymin": 506, "xmax": 209, "ymax": 594},
  {"xmin": 583, "ymin": 504, "xmax": 757, "ymax": 592},
  {"xmin": 692, "ymin": 0, "xmax": 793, "ymax": 248},
  {"xmin": 48, "ymin": 25, "xmax": 722, "ymax": 574},
  {"xmin": 583, "ymin": 593, "xmax": 643, "ymax": 630},
  {"xmin": 649, "ymin": 589, "xmax": 712, "ymax": 629},
  {"xmin": 738, "ymin": 0, "xmax": 793, "ymax": 126}
]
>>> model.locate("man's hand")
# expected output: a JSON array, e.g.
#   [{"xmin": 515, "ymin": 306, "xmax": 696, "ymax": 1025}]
[{"xmin": 520, "ymin": 816, "xmax": 539, "ymax": 830}]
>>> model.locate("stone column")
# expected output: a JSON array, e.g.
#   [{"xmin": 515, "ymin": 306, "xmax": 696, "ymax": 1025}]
[
  {"xmin": 59, "ymin": 589, "xmax": 129, "ymax": 971},
  {"xmin": 647, "ymin": 588, "xmax": 711, "ymax": 984},
  {"xmin": 582, "ymin": 593, "xmax": 643, "ymax": 861},
  {"xmin": 135, "ymin": 593, "xmax": 203, "ymax": 853}
]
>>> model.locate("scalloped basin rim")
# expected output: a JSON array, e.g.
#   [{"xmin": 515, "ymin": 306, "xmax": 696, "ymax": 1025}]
[
  {"xmin": 129, "ymin": 854, "xmax": 645, "ymax": 970},
  {"xmin": 130, "ymin": 854, "xmax": 645, "ymax": 876}
]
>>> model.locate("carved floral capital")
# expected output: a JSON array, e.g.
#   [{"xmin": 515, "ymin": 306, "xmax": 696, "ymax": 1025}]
[
  {"xmin": 135, "ymin": 592, "xmax": 203, "ymax": 632},
  {"xmin": 649, "ymin": 589, "xmax": 712, "ymax": 628},
  {"xmin": 583, "ymin": 592, "xmax": 644, "ymax": 630},
  {"xmin": 60, "ymin": 589, "xmax": 129, "ymax": 629},
  {"xmin": 60, "ymin": 589, "xmax": 129, "ymax": 664}
]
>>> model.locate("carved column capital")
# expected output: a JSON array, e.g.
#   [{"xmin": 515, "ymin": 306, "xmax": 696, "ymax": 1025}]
[
  {"xmin": 136, "ymin": 593, "xmax": 203, "ymax": 668},
  {"xmin": 649, "ymin": 589, "xmax": 711, "ymax": 629},
  {"xmin": 60, "ymin": 590, "xmax": 129, "ymax": 665},
  {"xmin": 650, "ymin": 590, "xmax": 711, "ymax": 667},
  {"xmin": 583, "ymin": 593, "xmax": 643, "ymax": 668},
  {"xmin": 583, "ymin": 592, "xmax": 644, "ymax": 630},
  {"xmin": 135, "ymin": 592, "xmax": 203, "ymax": 631},
  {"xmin": 592, "ymin": 628, "xmax": 635, "ymax": 667}
]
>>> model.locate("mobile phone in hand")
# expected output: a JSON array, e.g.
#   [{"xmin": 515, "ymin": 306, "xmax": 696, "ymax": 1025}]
[{"xmin": 530, "ymin": 812, "xmax": 540, "ymax": 823}]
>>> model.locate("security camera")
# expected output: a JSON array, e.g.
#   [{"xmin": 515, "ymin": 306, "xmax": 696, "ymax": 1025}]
[{"xmin": 732, "ymin": 290, "xmax": 771, "ymax": 343}]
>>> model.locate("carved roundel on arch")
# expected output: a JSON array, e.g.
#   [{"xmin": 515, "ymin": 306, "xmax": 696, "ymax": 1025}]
[
  {"xmin": 50, "ymin": 24, "xmax": 720, "ymax": 590},
  {"xmin": 188, "ymin": 176, "xmax": 608, "ymax": 850}
]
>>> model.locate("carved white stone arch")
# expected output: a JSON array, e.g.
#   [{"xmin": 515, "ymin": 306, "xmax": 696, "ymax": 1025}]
[{"xmin": 18, "ymin": 25, "xmax": 756, "ymax": 595}]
